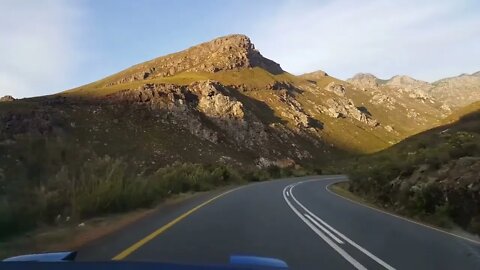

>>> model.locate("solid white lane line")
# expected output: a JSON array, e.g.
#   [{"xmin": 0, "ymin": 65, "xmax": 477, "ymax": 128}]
[
  {"xmin": 290, "ymin": 182, "xmax": 396, "ymax": 270},
  {"xmin": 304, "ymin": 213, "xmax": 344, "ymax": 244},
  {"xmin": 283, "ymin": 186, "xmax": 368, "ymax": 270},
  {"xmin": 286, "ymin": 191, "xmax": 290, "ymax": 196}
]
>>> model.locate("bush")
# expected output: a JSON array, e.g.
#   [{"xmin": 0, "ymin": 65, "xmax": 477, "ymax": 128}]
[{"xmin": 0, "ymin": 156, "xmax": 247, "ymax": 240}]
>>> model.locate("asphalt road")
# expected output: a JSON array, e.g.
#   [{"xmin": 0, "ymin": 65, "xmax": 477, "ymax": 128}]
[{"xmin": 78, "ymin": 176, "xmax": 480, "ymax": 269}]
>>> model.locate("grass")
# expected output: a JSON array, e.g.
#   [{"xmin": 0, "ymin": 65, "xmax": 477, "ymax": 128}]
[
  {"xmin": 329, "ymin": 182, "xmax": 459, "ymax": 234},
  {"xmin": 344, "ymin": 110, "xmax": 480, "ymax": 235}
]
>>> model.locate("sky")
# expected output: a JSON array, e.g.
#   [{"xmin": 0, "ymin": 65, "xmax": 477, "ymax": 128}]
[{"xmin": 1, "ymin": 0, "xmax": 480, "ymax": 98}]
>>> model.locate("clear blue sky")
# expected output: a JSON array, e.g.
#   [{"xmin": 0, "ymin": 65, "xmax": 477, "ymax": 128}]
[{"xmin": 1, "ymin": 0, "xmax": 480, "ymax": 97}]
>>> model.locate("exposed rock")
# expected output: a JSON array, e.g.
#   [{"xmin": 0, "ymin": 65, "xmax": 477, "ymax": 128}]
[
  {"xmin": 0, "ymin": 95, "xmax": 15, "ymax": 102},
  {"xmin": 440, "ymin": 104, "xmax": 451, "ymax": 112},
  {"xmin": 428, "ymin": 73, "xmax": 480, "ymax": 108},
  {"xmin": 324, "ymin": 82, "xmax": 346, "ymax": 96},
  {"xmin": 319, "ymin": 97, "xmax": 378, "ymax": 127},
  {"xmin": 384, "ymin": 125, "xmax": 394, "ymax": 132},
  {"xmin": 106, "ymin": 35, "xmax": 284, "ymax": 86},
  {"xmin": 385, "ymin": 75, "xmax": 434, "ymax": 103},
  {"xmin": 407, "ymin": 109, "xmax": 420, "ymax": 119},
  {"xmin": 107, "ymin": 80, "xmax": 269, "ymax": 149},
  {"xmin": 347, "ymin": 73, "xmax": 379, "ymax": 89},
  {"xmin": 255, "ymin": 157, "xmax": 296, "ymax": 168},
  {"xmin": 193, "ymin": 81, "xmax": 244, "ymax": 119},
  {"xmin": 370, "ymin": 92, "xmax": 396, "ymax": 110},
  {"xmin": 277, "ymin": 90, "xmax": 315, "ymax": 128},
  {"xmin": 386, "ymin": 75, "xmax": 430, "ymax": 90}
]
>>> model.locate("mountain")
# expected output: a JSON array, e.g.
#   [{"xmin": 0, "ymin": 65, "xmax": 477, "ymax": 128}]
[
  {"xmin": 2, "ymin": 35, "xmax": 477, "ymax": 176},
  {"xmin": 348, "ymin": 72, "xmax": 480, "ymax": 110},
  {"xmin": 1, "ymin": 33, "xmax": 479, "ymax": 240},
  {"xmin": 428, "ymin": 72, "xmax": 480, "ymax": 108}
]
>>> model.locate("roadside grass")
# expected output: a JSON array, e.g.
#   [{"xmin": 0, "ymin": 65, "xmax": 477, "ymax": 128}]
[
  {"xmin": 344, "ymin": 110, "xmax": 480, "ymax": 235},
  {"xmin": 0, "ymin": 150, "xmax": 314, "ymax": 242},
  {"xmin": 329, "ymin": 182, "xmax": 460, "ymax": 235},
  {"xmin": 0, "ymin": 163, "xmax": 312, "ymax": 259}
]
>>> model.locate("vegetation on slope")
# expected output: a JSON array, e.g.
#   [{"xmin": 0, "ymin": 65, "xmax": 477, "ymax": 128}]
[{"xmin": 347, "ymin": 108, "xmax": 480, "ymax": 234}]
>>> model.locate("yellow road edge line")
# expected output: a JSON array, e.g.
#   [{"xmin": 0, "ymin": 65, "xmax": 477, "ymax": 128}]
[{"xmin": 112, "ymin": 186, "xmax": 242, "ymax": 260}]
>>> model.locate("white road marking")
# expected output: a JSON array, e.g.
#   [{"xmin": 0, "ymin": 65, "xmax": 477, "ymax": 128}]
[
  {"xmin": 304, "ymin": 213, "xmax": 344, "ymax": 244},
  {"xmin": 283, "ymin": 186, "xmax": 368, "ymax": 270},
  {"xmin": 290, "ymin": 181, "xmax": 396, "ymax": 270},
  {"xmin": 286, "ymin": 191, "xmax": 290, "ymax": 196}
]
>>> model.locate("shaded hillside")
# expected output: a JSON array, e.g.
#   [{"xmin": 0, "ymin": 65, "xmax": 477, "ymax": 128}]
[{"xmin": 347, "ymin": 105, "xmax": 480, "ymax": 234}]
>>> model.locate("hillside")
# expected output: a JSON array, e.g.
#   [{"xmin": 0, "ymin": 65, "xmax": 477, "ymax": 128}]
[
  {"xmin": 347, "ymin": 104, "xmax": 480, "ymax": 234},
  {"xmin": 1, "ymin": 34, "xmax": 479, "ymax": 239}
]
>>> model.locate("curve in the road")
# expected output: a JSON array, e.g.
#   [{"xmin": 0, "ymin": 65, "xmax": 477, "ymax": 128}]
[
  {"xmin": 78, "ymin": 176, "xmax": 480, "ymax": 269},
  {"xmin": 283, "ymin": 179, "xmax": 396, "ymax": 270}
]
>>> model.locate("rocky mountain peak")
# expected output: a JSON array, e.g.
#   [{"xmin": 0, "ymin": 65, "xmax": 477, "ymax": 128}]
[
  {"xmin": 300, "ymin": 70, "xmax": 329, "ymax": 81},
  {"xmin": 347, "ymin": 73, "xmax": 379, "ymax": 89},
  {"xmin": 385, "ymin": 75, "xmax": 430, "ymax": 89},
  {"xmin": 106, "ymin": 34, "xmax": 283, "ymax": 86}
]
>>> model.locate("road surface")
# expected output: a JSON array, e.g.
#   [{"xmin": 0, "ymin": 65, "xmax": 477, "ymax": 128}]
[{"xmin": 78, "ymin": 176, "xmax": 480, "ymax": 269}]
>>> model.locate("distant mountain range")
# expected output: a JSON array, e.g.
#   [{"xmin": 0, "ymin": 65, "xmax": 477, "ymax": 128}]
[{"xmin": 347, "ymin": 71, "xmax": 480, "ymax": 109}]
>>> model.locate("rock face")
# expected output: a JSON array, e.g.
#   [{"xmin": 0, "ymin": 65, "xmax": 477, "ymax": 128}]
[
  {"xmin": 324, "ymin": 82, "xmax": 346, "ymax": 96},
  {"xmin": 318, "ymin": 97, "xmax": 378, "ymax": 127},
  {"xmin": 347, "ymin": 73, "xmax": 379, "ymax": 89},
  {"xmin": 428, "ymin": 73, "xmax": 480, "ymax": 108},
  {"xmin": 0, "ymin": 95, "xmax": 15, "ymax": 102},
  {"xmin": 349, "ymin": 72, "xmax": 480, "ymax": 109},
  {"xmin": 194, "ymin": 81, "xmax": 244, "ymax": 119},
  {"xmin": 385, "ymin": 75, "xmax": 429, "ymax": 90},
  {"xmin": 107, "ymin": 35, "xmax": 284, "ymax": 86},
  {"xmin": 108, "ymin": 80, "xmax": 270, "ymax": 148},
  {"xmin": 277, "ymin": 90, "xmax": 315, "ymax": 129}
]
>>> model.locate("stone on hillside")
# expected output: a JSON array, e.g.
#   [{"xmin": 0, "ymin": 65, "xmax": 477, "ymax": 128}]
[
  {"xmin": 347, "ymin": 73, "xmax": 379, "ymax": 89},
  {"xmin": 320, "ymin": 98, "xmax": 378, "ymax": 127},
  {"xmin": 194, "ymin": 81, "xmax": 244, "ymax": 119},
  {"xmin": 324, "ymin": 82, "xmax": 346, "ymax": 96},
  {"xmin": 370, "ymin": 93, "xmax": 396, "ymax": 110},
  {"xmin": 384, "ymin": 125, "xmax": 394, "ymax": 132}
]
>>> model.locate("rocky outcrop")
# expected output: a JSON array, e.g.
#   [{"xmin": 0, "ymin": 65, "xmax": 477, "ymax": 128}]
[
  {"xmin": 324, "ymin": 82, "xmax": 346, "ymax": 96},
  {"xmin": 428, "ymin": 73, "xmax": 480, "ymax": 108},
  {"xmin": 194, "ymin": 81, "xmax": 244, "ymax": 119},
  {"xmin": 277, "ymin": 90, "xmax": 315, "ymax": 129},
  {"xmin": 107, "ymin": 80, "xmax": 269, "ymax": 149},
  {"xmin": 385, "ymin": 75, "xmax": 434, "ymax": 103},
  {"xmin": 318, "ymin": 97, "xmax": 379, "ymax": 127},
  {"xmin": 370, "ymin": 92, "xmax": 396, "ymax": 110},
  {"xmin": 106, "ymin": 35, "xmax": 284, "ymax": 86},
  {"xmin": 347, "ymin": 73, "xmax": 379, "ymax": 89},
  {"xmin": 0, "ymin": 95, "xmax": 15, "ymax": 102}
]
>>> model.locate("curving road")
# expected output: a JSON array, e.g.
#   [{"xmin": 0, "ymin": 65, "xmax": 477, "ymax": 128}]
[{"xmin": 78, "ymin": 176, "xmax": 480, "ymax": 269}]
